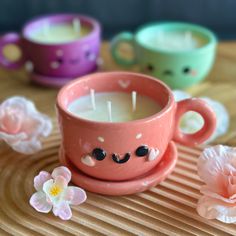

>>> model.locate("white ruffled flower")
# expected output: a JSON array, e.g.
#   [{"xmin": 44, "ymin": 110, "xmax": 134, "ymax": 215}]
[
  {"xmin": 0, "ymin": 96, "xmax": 52, "ymax": 154},
  {"xmin": 173, "ymin": 90, "xmax": 229, "ymax": 143},
  {"xmin": 30, "ymin": 166, "xmax": 87, "ymax": 220}
]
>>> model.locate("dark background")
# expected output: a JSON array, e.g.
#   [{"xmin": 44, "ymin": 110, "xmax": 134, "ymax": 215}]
[{"xmin": 0, "ymin": 0, "xmax": 235, "ymax": 40}]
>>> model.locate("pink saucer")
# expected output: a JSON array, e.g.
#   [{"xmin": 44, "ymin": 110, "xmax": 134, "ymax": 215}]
[
  {"xmin": 60, "ymin": 141, "xmax": 178, "ymax": 196},
  {"xmin": 31, "ymin": 72, "xmax": 74, "ymax": 88}
]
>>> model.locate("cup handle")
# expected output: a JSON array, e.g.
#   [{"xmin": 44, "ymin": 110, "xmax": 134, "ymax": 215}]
[
  {"xmin": 110, "ymin": 32, "xmax": 137, "ymax": 67},
  {"xmin": 173, "ymin": 98, "xmax": 216, "ymax": 146},
  {"xmin": 0, "ymin": 32, "xmax": 26, "ymax": 69}
]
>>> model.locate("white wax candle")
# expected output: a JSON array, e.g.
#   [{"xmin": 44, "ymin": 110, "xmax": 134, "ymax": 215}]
[
  {"xmin": 107, "ymin": 101, "xmax": 112, "ymax": 122},
  {"xmin": 67, "ymin": 92, "xmax": 161, "ymax": 122},
  {"xmin": 72, "ymin": 18, "xmax": 81, "ymax": 36},
  {"xmin": 30, "ymin": 22, "xmax": 91, "ymax": 44},
  {"xmin": 132, "ymin": 91, "xmax": 137, "ymax": 112},
  {"xmin": 90, "ymin": 89, "xmax": 96, "ymax": 110},
  {"xmin": 150, "ymin": 30, "xmax": 204, "ymax": 51}
]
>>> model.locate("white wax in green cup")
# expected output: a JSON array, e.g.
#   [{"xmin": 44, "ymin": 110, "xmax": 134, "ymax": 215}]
[{"xmin": 148, "ymin": 30, "xmax": 206, "ymax": 51}]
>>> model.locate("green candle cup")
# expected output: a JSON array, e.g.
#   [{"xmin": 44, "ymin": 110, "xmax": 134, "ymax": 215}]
[{"xmin": 110, "ymin": 22, "xmax": 217, "ymax": 89}]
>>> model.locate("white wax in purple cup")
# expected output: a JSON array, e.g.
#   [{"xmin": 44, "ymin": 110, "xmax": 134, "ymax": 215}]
[{"xmin": 29, "ymin": 20, "xmax": 91, "ymax": 44}]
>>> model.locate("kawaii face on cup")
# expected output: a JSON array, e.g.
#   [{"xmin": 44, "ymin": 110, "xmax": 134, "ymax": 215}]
[
  {"xmin": 49, "ymin": 44, "xmax": 98, "ymax": 71},
  {"xmin": 70, "ymin": 128, "xmax": 164, "ymax": 181},
  {"xmin": 143, "ymin": 62, "xmax": 198, "ymax": 81},
  {"xmin": 140, "ymin": 55, "xmax": 212, "ymax": 89},
  {"xmin": 81, "ymin": 134, "xmax": 160, "ymax": 167}
]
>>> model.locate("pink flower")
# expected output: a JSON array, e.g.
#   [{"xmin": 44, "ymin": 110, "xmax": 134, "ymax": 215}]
[
  {"xmin": 0, "ymin": 96, "xmax": 52, "ymax": 154},
  {"xmin": 197, "ymin": 145, "xmax": 236, "ymax": 223},
  {"xmin": 29, "ymin": 166, "xmax": 87, "ymax": 220}
]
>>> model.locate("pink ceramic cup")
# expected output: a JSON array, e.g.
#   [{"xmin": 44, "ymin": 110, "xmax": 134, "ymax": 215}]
[
  {"xmin": 0, "ymin": 14, "xmax": 101, "ymax": 80},
  {"xmin": 57, "ymin": 72, "xmax": 216, "ymax": 181}
]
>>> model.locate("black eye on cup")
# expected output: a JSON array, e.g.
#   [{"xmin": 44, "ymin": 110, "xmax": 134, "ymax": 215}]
[
  {"xmin": 92, "ymin": 148, "xmax": 106, "ymax": 161},
  {"xmin": 85, "ymin": 51, "xmax": 91, "ymax": 58},
  {"xmin": 56, "ymin": 58, "xmax": 64, "ymax": 64},
  {"xmin": 135, "ymin": 145, "xmax": 149, "ymax": 157},
  {"xmin": 183, "ymin": 67, "xmax": 191, "ymax": 74},
  {"xmin": 146, "ymin": 64, "xmax": 154, "ymax": 72}
]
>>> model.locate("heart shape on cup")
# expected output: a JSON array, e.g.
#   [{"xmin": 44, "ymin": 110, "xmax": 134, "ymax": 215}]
[
  {"xmin": 148, "ymin": 148, "xmax": 160, "ymax": 161},
  {"xmin": 118, "ymin": 80, "xmax": 130, "ymax": 89},
  {"xmin": 81, "ymin": 155, "xmax": 95, "ymax": 166}
]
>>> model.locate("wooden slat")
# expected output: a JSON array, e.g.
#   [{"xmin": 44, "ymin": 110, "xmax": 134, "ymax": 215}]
[{"xmin": 0, "ymin": 132, "xmax": 235, "ymax": 235}]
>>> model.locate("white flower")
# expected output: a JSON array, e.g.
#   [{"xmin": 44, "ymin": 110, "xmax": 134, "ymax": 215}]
[
  {"xmin": 173, "ymin": 90, "xmax": 229, "ymax": 143},
  {"xmin": 0, "ymin": 96, "xmax": 52, "ymax": 154},
  {"xmin": 30, "ymin": 166, "xmax": 87, "ymax": 220}
]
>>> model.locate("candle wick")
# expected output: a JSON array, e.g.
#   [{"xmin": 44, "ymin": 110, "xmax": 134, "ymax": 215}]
[
  {"xmin": 107, "ymin": 101, "xmax": 112, "ymax": 122},
  {"xmin": 185, "ymin": 31, "xmax": 192, "ymax": 45},
  {"xmin": 132, "ymin": 91, "xmax": 137, "ymax": 112},
  {"xmin": 90, "ymin": 89, "xmax": 96, "ymax": 110},
  {"xmin": 43, "ymin": 21, "xmax": 50, "ymax": 36},
  {"xmin": 72, "ymin": 18, "xmax": 81, "ymax": 36}
]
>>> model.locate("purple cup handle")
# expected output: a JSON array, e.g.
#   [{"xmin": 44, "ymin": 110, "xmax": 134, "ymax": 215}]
[{"xmin": 0, "ymin": 32, "xmax": 26, "ymax": 69}]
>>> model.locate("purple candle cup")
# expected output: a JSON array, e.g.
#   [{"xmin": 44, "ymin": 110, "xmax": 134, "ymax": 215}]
[{"xmin": 0, "ymin": 14, "xmax": 101, "ymax": 87}]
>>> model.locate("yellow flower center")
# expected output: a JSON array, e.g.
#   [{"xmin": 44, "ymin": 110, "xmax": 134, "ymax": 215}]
[{"xmin": 49, "ymin": 185, "xmax": 62, "ymax": 197}]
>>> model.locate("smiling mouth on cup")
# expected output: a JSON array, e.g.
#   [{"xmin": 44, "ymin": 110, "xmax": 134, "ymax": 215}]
[
  {"xmin": 112, "ymin": 153, "xmax": 130, "ymax": 164},
  {"xmin": 163, "ymin": 70, "xmax": 174, "ymax": 76}
]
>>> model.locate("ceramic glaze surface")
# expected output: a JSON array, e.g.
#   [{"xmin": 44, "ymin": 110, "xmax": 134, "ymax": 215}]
[
  {"xmin": 57, "ymin": 72, "xmax": 216, "ymax": 181},
  {"xmin": 60, "ymin": 141, "xmax": 178, "ymax": 195},
  {"xmin": 111, "ymin": 22, "xmax": 217, "ymax": 89}
]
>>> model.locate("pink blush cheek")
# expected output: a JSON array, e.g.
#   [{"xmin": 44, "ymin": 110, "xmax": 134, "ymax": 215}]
[
  {"xmin": 81, "ymin": 155, "xmax": 96, "ymax": 167},
  {"xmin": 190, "ymin": 70, "xmax": 198, "ymax": 76},
  {"xmin": 83, "ymin": 142, "xmax": 92, "ymax": 153},
  {"xmin": 148, "ymin": 148, "xmax": 160, "ymax": 161}
]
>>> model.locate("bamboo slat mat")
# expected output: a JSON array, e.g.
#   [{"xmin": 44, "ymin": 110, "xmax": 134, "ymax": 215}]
[
  {"xmin": 0, "ymin": 41, "xmax": 236, "ymax": 235},
  {"xmin": 0, "ymin": 125, "xmax": 235, "ymax": 236}
]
